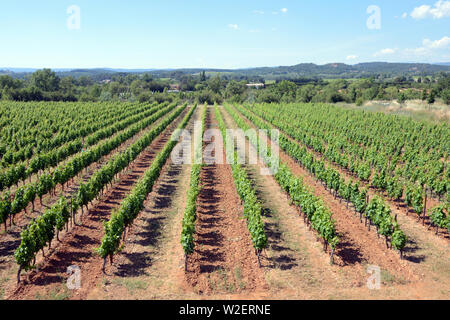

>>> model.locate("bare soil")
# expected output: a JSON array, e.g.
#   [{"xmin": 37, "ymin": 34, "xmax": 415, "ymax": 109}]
[
  {"xmin": 246, "ymin": 105, "xmax": 449, "ymax": 240},
  {"xmin": 3, "ymin": 104, "xmax": 448, "ymax": 300},
  {"xmin": 224, "ymin": 105, "xmax": 449, "ymax": 299},
  {"xmin": 184, "ymin": 107, "xmax": 268, "ymax": 296},
  {"xmin": 0, "ymin": 107, "xmax": 182, "ymax": 298},
  {"xmin": 6, "ymin": 107, "xmax": 189, "ymax": 300}
]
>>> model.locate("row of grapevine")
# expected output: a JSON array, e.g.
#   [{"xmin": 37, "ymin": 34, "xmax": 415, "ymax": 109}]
[
  {"xmin": 246, "ymin": 103, "xmax": 448, "ymax": 197},
  {"xmin": 0, "ymin": 101, "xmax": 151, "ymax": 170},
  {"xmin": 97, "ymin": 105, "xmax": 197, "ymax": 270},
  {"xmin": 234, "ymin": 103, "xmax": 408, "ymax": 255},
  {"xmin": 1, "ymin": 102, "xmax": 178, "ymax": 231},
  {"xmin": 215, "ymin": 104, "xmax": 268, "ymax": 266},
  {"xmin": 14, "ymin": 196, "xmax": 72, "ymax": 283},
  {"xmin": 247, "ymin": 103, "xmax": 448, "ymax": 208},
  {"xmin": 223, "ymin": 104, "xmax": 339, "ymax": 263},
  {"xmin": 181, "ymin": 104, "xmax": 205, "ymax": 270},
  {"xmin": 429, "ymin": 204, "xmax": 450, "ymax": 234},
  {"xmin": 0, "ymin": 102, "xmax": 164, "ymax": 193},
  {"xmin": 245, "ymin": 103, "xmax": 450, "ymax": 234},
  {"xmin": 74, "ymin": 104, "xmax": 188, "ymax": 219},
  {"xmin": 14, "ymin": 103, "xmax": 188, "ymax": 283}
]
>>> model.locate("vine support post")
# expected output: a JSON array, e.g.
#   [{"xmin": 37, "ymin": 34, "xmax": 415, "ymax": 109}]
[
  {"xmin": 257, "ymin": 249, "xmax": 262, "ymax": 268},
  {"xmin": 17, "ymin": 266, "xmax": 22, "ymax": 285},
  {"xmin": 102, "ymin": 257, "xmax": 107, "ymax": 274},
  {"xmin": 422, "ymin": 192, "xmax": 427, "ymax": 226}
]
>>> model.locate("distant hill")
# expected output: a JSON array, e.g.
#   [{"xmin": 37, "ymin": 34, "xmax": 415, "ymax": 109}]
[
  {"xmin": 228, "ymin": 62, "xmax": 450, "ymax": 80},
  {"xmin": 1, "ymin": 62, "xmax": 449, "ymax": 80},
  {"xmin": 147, "ymin": 62, "xmax": 450, "ymax": 80}
]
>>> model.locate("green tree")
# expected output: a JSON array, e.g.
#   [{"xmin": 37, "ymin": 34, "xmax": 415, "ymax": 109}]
[
  {"xmin": 200, "ymin": 71, "xmax": 206, "ymax": 82},
  {"xmin": 427, "ymin": 90, "xmax": 436, "ymax": 104},
  {"xmin": 421, "ymin": 90, "xmax": 428, "ymax": 101},
  {"xmin": 31, "ymin": 69, "xmax": 60, "ymax": 92},
  {"xmin": 397, "ymin": 92, "xmax": 406, "ymax": 104},
  {"xmin": 59, "ymin": 76, "xmax": 76, "ymax": 95},
  {"xmin": 440, "ymin": 89, "xmax": 450, "ymax": 105},
  {"xmin": 225, "ymin": 80, "xmax": 247, "ymax": 101},
  {"xmin": 77, "ymin": 76, "xmax": 94, "ymax": 87},
  {"xmin": 297, "ymin": 84, "xmax": 316, "ymax": 103},
  {"xmin": 207, "ymin": 75, "xmax": 223, "ymax": 94}
]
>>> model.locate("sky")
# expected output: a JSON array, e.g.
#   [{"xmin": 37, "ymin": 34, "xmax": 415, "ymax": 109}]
[{"xmin": 0, "ymin": 0, "xmax": 449, "ymax": 69}]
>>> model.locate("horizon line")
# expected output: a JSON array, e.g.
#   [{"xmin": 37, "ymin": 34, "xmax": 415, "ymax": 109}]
[{"xmin": 1, "ymin": 61, "xmax": 450, "ymax": 73}]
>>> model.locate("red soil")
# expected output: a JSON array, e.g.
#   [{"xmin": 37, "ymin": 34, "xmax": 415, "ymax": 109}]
[
  {"xmin": 184, "ymin": 107, "xmax": 268, "ymax": 295},
  {"xmin": 7, "ymin": 107, "xmax": 189, "ymax": 300}
]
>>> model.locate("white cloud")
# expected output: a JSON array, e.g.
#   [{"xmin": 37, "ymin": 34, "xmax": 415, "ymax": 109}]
[
  {"xmin": 374, "ymin": 48, "xmax": 397, "ymax": 56},
  {"xmin": 228, "ymin": 24, "xmax": 239, "ymax": 30},
  {"xmin": 411, "ymin": 5, "xmax": 433, "ymax": 19},
  {"xmin": 253, "ymin": 10, "xmax": 264, "ymax": 15},
  {"xmin": 272, "ymin": 8, "xmax": 288, "ymax": 15},
  {"xmin": 375, "ymin": 36, "xmax": 450, "ymax": 60},
  {"xmin": 402, "ymin": 12, "xmax": 408, "ymax": 19},
  {"xmin": 411, "ymin": 1, "xmax": 450, "ymax": 19},
  {"xmin": 423, "ymin": 36, "xmax": 450, "ymax": 48},
  {"xmin": 249, "ymin": 29, "xmax": 261, "ymax": 33},
  {"xmin": 404, "ymin": 47, "xmax": 429, "ymax": 56},
  {"xmin": 346, "ymin": 55, "xmax": 358, "ymax": 60}
]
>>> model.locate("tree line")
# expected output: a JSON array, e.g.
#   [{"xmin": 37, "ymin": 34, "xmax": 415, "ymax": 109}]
[{"xmin": 1, "ymin": 69, "xmax": 449, "ymax": 106}]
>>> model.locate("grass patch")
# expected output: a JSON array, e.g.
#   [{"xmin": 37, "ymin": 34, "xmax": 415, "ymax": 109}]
[
  {"xmin": 112, "ymin": 278, "xmax": 148, "ymax": 294},
  {"xmin": 431, "ymin": 257, "xmax": 450, "ymax": 277},
  {"xmin": 34, "ymin": 284, "xmax": 71, "ymax": 300},
  {"xmin": 381, "ymin": 269, "xmax": 407, "ymax": 286},
  {"xmin": 234, "ymin": 266, "xmax": 246, "ymax": 290},
  {"xmin": 207, "ymin": 268, "xmax": 236, "ymax": 293},
  {"xmin": 265, "ymin": 273, "xmax": 287, "ymax": 290}
]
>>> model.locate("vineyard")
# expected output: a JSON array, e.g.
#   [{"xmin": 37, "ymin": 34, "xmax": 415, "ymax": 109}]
[{"xmin": 0, "ymin": 100, "xmax": 448, "ymax": 300}]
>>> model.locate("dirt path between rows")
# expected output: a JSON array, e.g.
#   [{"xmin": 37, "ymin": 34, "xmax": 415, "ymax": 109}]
[
  {"xmin": 184, "ymin": 106, "xmax": 268, "ymax": 296},
  {"xmin": 228, "ymin": 105, "xmax": 418, "ymax": 283},
  {"xmin": 239, "ymin": 105, "xmax": 450, "ymax": 298},
  {"xmin": 85, "ymin": 105, "xmax": 201, "ymax": 299},
  {"xmin": 219, "ymin": 106, "xmax": 349, "ymax": 298},
  {"xmin": 6, "ymin": 107, "xmax": 189, "ymax": 300},
  {"xmin": 0, "ymin": 106, "xmax": 178, "ymax": 243},
  {"xmin": 0, "ymin": 107, "xmax": 181, "ymax": 299},
  {"xmin": 246, "ymin": 106, "xmax": 449, "ymax": 241}
]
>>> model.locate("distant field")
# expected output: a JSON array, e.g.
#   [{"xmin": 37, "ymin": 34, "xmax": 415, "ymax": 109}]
[{"xmin": 337, "ymin": 99, "xmax": 450, "ymax": 123}]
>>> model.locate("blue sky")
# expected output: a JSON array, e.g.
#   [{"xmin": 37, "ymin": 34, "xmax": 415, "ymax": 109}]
[{"xmin": 0, "ymin": 0, "xmax": 449, "ymax": 69}]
